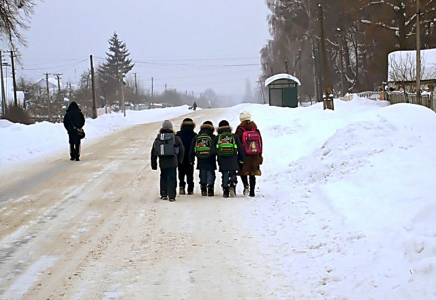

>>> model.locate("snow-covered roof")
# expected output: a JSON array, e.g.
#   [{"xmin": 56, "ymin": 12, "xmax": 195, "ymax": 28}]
[
  {"xmin": 265, "ymin": 73, "xmax": 301, "ymax": 86},
  {"xmin": 388, "ymin": 48, "xmax": 436, "ymax": 81},
  {"xmin": 35, "ymin": 77, "xmax": 59, "ymax": 89}
]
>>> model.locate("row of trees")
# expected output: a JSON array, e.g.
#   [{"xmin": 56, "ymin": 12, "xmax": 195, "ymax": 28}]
[
  {"xmin": 261, "ymin": 0, "xmax": 436, "ymax": 101},
  {"xmin": 5, "ymin": 32, "xmax": 214, "ymax": 121}
]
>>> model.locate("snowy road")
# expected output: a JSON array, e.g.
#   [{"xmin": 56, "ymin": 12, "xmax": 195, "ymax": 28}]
[{"xmin": 0, "ymin": 110, "xmax": 302, "ymax": 299}]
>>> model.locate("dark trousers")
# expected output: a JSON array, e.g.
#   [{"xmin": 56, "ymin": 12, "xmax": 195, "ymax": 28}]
[
  {"xmin": 199, "ymin": 169, "xmax": 215, "ymax": 186},
  {"xmin": 178, "ymin": 163, "xmax": 194, "ymax": 193},
  {"xmin": 241, "ymin": 175, "xmax": 256, "ymax": 188},
  {"xmin": 160, "ymin": 167, "xmax": 177, "ymax": 199},
  {"xmin": 69, "ymin": 137, "xmax": 81, "ymax": 159},
  {"xmin": 221, "ymin": 170, "xmax": 237, "ymax": 188}
]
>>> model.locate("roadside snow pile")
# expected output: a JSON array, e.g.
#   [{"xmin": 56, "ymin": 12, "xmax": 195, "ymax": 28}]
[{"xmin": 252, "ymin": 99, "xmax": 436, "ymax": 299}]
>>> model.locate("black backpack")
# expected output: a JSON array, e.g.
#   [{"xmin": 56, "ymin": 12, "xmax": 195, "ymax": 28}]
[{"xmin": 154, "ymin": 133, "xmax": 177, "ymax": 156}]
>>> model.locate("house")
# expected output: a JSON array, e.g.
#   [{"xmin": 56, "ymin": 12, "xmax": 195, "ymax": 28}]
[
  {"xmin": 1, "ymin": 77, "xmax": 25, "ymax": 105},
  {"xmin": 387, "ymin": 48, "xmax": 436, "ymax": 92}
]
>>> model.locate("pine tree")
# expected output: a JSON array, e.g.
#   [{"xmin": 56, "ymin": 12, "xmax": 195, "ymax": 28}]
[{"xmin": 97, "ymin": 32, "xmax": 134, "ymax": 106}]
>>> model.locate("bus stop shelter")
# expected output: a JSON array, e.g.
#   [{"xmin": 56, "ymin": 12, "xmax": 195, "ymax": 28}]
[{"xmin": 265, "ymin": 73, "xmax": 301, "ymax": 108}]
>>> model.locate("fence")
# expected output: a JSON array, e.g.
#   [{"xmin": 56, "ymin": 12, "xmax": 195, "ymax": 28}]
[
  {"xmin": 387, "ymin": 92, "xmax": 435, "ymax": 112},
  {"xmin": 356, "ymin": 91, "xmax": 382, "ymax": 100},
  {"xmin": 340, "ymin": 91, "xmax": 436, "ymax": 112}
]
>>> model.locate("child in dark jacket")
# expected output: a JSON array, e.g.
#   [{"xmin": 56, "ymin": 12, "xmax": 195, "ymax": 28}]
[
  {"xmin": 189, "ymin": 121, "xmax": 217, "ymax": 196},
  {"xmin": 176, "ymin": 118, "xmax": 197, "ymax": 195},
  {"xmin": 214, "ymin": 120, "xmax": 245, "ymax": 198},
  {"xmin": 151, "ymin": 120, "xmax": 185, "ymax": 202}
]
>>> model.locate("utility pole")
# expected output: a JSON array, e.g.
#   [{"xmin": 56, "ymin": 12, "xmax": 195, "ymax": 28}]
[
  {"xmin": 299, "ymin": 48, "xmax": 302, "ymax": 80},
  {"xmin": 416, "ymin": 0, "xmax": 421, "ymax": 102},
  {"xmin": 119, "ymin": 73, "xmax": 126, "ymax": 117},
  {"xmin": 54, "ymin": 73, "xmax": 62, "ymax": 105},
  {"xmin": 90, "ymin": 55, "xmax": 97, "ymax": 118},
  {"xmin": 0, "ymin": 51, "xmax": 6, "ymax": 117},
  {"xmin": 256, "ymin": 80, "xmax": 266, "ymax": 104},
  {"xmin": 318, "ymin": 4, "xmax": 334, "ymax": 110},
  {"xmin": 45, "ymin": 73, "xmax": 51, "ymax": 121},
  {"xmin": 133, "ymin": 72, "xmax": 138, "ymax": 96},
  {"xmin": 151, "ymin": 77, "xmax": 154, "ymax": 109},
  {"xmin": 337, "ymin": 28, "xmax": 345, "ymax": 96},
  {"xmin": 10, "ymin": 51, "xmax": 18, "ymax": 107}
]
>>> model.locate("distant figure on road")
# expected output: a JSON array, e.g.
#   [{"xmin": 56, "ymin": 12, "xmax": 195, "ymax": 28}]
[
  {"xmin": 192, "ymin": 101, "xmax": 197, "ymax": 111},
  {"xmin": 63, "ymin": 101, "xmax": 85, "ymax": 161},
  {"xmin": 151, "ymin": 120, "xmax": 185, "ymax": 202}
]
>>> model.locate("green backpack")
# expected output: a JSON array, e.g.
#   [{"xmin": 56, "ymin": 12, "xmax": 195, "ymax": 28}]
[
  {"xmin": 216, "ymin": 132, "xmax": 237, "ymax": 156},
  {"xmin": 194, "ymin": 133, "xmax": 213, "ymax": 158}
]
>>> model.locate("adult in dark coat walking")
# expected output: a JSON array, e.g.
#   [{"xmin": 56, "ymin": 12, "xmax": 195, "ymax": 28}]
[
  {"xmin": 176, "ymin": 118, "xmax": 197, "ymax": 195},
  {"xmin": 235, "ymin": 111, "xmax": 263, "ymax": 197},
  {"xmin": 151, "ymin": 120, "xmax": 185, "ymax": 202},
  {"xmin": 214, "ymin": 120, "xmax": 245, "ymax": 198},
  {"xmin": 63, "ymin": 101, "xmax": 85, "ymax": 161},
  {"xmin": 189, "ymin": 121, "xmax": 217, "ymax": 196}
]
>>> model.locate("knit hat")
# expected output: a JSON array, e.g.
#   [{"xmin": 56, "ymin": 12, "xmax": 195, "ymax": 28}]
[
  {"xmin": 162, "ymin": 120, "xmax": 173, "ymax": 129},
  {"xmin": 239, "ymin": 111, "xmax": 251, "ymax": 122},
  {"xmin": 218, "ymin": 120, "xmax": 229, "ymax": 127},
  {"xmin": 203, "ymin": 121, "xmax": 213, "ymax": 126},
  {"xmin": 183, "ymin": 118, "xmax": 193, "ymax": 123}
]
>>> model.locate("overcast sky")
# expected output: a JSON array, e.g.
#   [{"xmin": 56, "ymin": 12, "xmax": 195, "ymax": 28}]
[{"xmin": 11, "ymin": 0, "xmax": 271, "ymax": 98}]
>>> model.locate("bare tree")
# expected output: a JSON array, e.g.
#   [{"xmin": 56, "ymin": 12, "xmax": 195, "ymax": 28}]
[
  {"xmin": 0, "ymin": 0, "xmax": 36, "ymax": 50},
  {"xmin": 388, "ymin": 51, "xmax": 433, "ymax": 92}
]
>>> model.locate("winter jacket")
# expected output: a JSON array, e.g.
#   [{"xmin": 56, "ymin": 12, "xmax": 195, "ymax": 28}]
[
  {"xmin": 214, "ymin": 125, "xmax": 245, "ymax": 172},
  {"xmin": 176, "ymin": 119, "xmax": 197, "ymax": 167},
  {"xmin": 63, "ymin": 102, "xmax": 85, "ymax": 142},
  {"xmin": 235, "ymin": 120, "xmax": 263, "ymax": 176},
  {"xmin": 151, "ymin": 128, "xmax": 185, "ymax": 170},
  {"xmin": 189, "ymin": 123, "xmax": 217, "ymax": 170}
]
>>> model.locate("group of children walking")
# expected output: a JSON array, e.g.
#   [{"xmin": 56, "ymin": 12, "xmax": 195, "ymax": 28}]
[{"xmin": 150, "ymin": 111, "xmax": 263, "ymax": 202}]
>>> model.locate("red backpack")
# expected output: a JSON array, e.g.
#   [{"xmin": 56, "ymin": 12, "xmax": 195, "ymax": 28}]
[{"xmin": 241, "ymin": 127, "xmax": 262, "ymax": 155}]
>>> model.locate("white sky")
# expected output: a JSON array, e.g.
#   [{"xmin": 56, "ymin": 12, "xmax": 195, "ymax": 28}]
[
  {"xmin": 1, "ymin": 97, "xmax": 436, "ymax": 298},
  {"xmin": 11, "ymin": 0, "xmax": 271, "ymax": 98}
]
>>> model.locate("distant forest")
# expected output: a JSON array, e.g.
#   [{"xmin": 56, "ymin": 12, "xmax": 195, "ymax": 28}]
[{"xmin": 260, "ymin": 0, "xmax": 436, "ymax": 101}]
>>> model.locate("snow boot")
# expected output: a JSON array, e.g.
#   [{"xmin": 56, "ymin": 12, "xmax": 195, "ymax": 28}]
[
  {"xmin": 223, "ymin": 187, "xmax": 230, "ymax": 198},
  {"xmin": 243, "ymin": 185, "xmax": 249, "ymax": 196},
  {"xmin": 187, "ymin": 184, "xmax": 194, "ymax": 195},
  {"xmin": 229, "ymin": 183, "xmax": 236, "ymax": 198},
  {"xmin": 207, "ymin": 185, "xmax": 214, "ymax": 197},
  {"xmin": 201, "ymin": 185, "xmax": 207, "ymax": 196},
  {"xmin": 179, "ymin": 187, "xmax": 186, "ymax": 195}
]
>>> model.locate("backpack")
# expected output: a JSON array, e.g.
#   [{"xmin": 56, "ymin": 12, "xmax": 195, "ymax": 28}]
[
  {"xmin": 216, "ymin": 132, "xmax": 237, "ymax": 156},
  {"xmin": 194, "ymin": 133, "xmax": 213, "ymax": 158},
  {"xmin": 241, "ymin": 128, "xmax": 262, "ymax": 155},
  {"xmin": 154, "ymin": 133, "xmax": 177, "ymax": 156}
]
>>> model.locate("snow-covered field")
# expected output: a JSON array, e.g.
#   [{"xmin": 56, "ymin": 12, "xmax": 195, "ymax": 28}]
[{"xmin": 1, "ymin": 96, "xmax": 436, "ymax": 299}]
